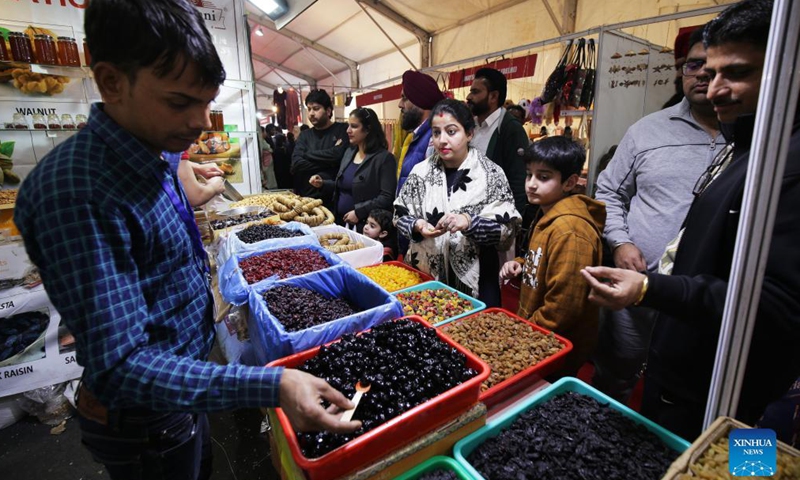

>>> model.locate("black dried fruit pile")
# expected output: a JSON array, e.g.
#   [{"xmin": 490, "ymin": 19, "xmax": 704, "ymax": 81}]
[
  {"xmin": 296, "ymin": 320, "xmax": 478, "ymax": 458},
  {"xmin": 239, "ymin": 248, "xmax": 329, "ymax": 284},
  {"xmin": 467, "ymin": 392, "xmax": 679, "ymax": 480},
  {"xmin": 236, "ymin": 224, "xmax": 304, "ymax": 244},
  {"xmin": 263, "ymin": 285, "xmax": 358, "ymax": 331},
  {"xmin": 418, "ymin": 469, "xmax": 458, "ymax": 480},
  {"xmin": 0, "ymin": 310, "xmax": 50, "ymax": 362},
  {"xmin": 210, "ymin": 211, "xmax": 273, "ymax": 230}
]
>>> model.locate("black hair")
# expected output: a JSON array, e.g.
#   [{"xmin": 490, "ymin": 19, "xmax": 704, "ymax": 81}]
[
  {"xmin": 368, "ymin": 209, "xmax": 394, "ymax": 233},
  {"xmin": 265, "ymin": 124, "xmax": 277, "ymax": 135},
  {"xmin": 430, "ymin": 99, "xmax": 476, "ymax": 134},
  {"xmin": 474, "ymin": 68, "xmax": 508, "ymax": 106},
  {"xmin": 84, "ymin": 0, "xmax": 225, "ymax": 86},
  {"xmin": 704, "ymin": 0, "xmax": 772, "ymax": 49},
  {"xmin": 350, "ymin": 108, "xmax": 387, "ymax": 153},
  {"xmin": 507, "ymin": 104, "xmax": 525, "ymax": 120},
  {"xmin": 524, "ymin": 136, "xmax": 585, "ymax": 181},
  {"xmin": 305, "ymin": 89, "xmax": 333, "ymax": 112},
  {"xmin": 687, "ymin": 25, "xmax": 706, "ymax": 52}
]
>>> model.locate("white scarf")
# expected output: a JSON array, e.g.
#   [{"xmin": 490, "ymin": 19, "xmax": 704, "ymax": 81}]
[{"xmin": 395, "ymin": 147, "xmax": 520, "ymax": 296}]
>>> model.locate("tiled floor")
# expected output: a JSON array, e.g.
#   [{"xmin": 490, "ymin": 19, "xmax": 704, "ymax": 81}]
[{"xmin": 0, "ymin": 408, "xmax": 279, "ymax": 480}]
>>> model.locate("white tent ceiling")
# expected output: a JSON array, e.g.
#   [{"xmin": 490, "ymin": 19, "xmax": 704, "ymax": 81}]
[{"xmin": 247, "ymin": 0, "xmax": 737, "ymax": 100}]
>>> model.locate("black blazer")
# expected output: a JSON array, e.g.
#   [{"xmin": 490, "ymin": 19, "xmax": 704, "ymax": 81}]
[{"xmin": 324, "ymin": 146, "xmax": 397, "ymax": 227}]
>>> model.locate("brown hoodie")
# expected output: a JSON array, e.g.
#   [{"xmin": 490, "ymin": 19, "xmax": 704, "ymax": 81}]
[{"xmin": 517, "ymin": 194, "xmax": 606, "ymax": 375}]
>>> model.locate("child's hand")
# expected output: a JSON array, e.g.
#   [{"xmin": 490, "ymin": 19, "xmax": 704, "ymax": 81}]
[
  {"xmin": 309, "ymin": 175, "xmax": 323, "ymax": 189},
  {"xmin": 500, "ymin": 261, "xmax": 522, "ymax": 281}
]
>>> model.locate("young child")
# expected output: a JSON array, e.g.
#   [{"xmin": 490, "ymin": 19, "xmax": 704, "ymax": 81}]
[
  {"xmin": 500, "ymin": 136, "xmax": 606, "ymax": 376},
  {"xmin": 363, "ymin": 208, "xmax": 398, "ymax": 261}
]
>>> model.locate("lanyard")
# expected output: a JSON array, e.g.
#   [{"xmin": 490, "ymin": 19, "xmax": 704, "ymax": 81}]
[{"xmin": 158, "ymin": 165, "xmax": 210, "ymax": 274}]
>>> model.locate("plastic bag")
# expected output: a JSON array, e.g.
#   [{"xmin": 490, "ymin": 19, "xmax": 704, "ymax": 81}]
[
  {"xmin": 217, "ymin": 243, "xmax": 345, "ymax": 306},
  {"xmin": 17, "ymin": 382, "xmax": 73, "ymax": 425},
  {"xmin": 248, "ymin": 266, "xmax": 404, "ymax": 364},
  {"xmin": 217, "ymin": 221, "xmax": 317, "ymax": 265}
]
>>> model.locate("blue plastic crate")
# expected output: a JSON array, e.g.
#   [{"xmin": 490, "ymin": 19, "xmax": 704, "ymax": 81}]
[
  {"xmin": 393, "ymin": 281, "xmax": 486, "ymax": 327},
  {"xmin": 453, "ymin": 377, "xmax": 691, "ymax": 479},
  {"xmin": 394, "ymin": 455, "xmax": 474, "ymax": 480}
]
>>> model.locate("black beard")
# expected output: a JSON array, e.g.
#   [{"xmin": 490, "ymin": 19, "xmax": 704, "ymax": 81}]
[
  {"xmin": 469, "ymin": 99, "xmax": 489, "ymax": 117},
  {"xmin": 401, "ymin": 107, "xmax": 423, "ymax": 131}
]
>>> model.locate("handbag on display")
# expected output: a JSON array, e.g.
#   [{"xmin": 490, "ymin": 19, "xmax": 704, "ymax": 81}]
[
  {"xmin": 568, "ymin": 38, "xmax": 588, "ymax": 108},
  {"xmin": 541, "ymin": 39, "xmax": 573, "ymax": 104},
  {"xmin": 579, "ymin": 39, "xmax": 597, "ymax": 109},
  {"xmin": 559, "ymin": 41, "xmax": 580, "ymax": 106}
]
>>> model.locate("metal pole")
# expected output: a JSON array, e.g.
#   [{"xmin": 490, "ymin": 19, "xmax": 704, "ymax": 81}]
[{"xmin": 704, "ymin": 0, "xmax": 800, "ymax": 428}]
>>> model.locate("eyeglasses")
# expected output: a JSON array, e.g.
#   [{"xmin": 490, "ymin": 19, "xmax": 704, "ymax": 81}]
[
  {"xmin": 693, "ymin": 145, "xmax": 731, "ymax": 196},
  {"xmin": 682, "ymin": 60, "xmax": 706, "ymax": 77}
]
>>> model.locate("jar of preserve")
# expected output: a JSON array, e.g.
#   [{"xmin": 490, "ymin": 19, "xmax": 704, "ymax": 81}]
[
  {"xmin": 82, "ymin": 39, "xmax": 91, "ymax": 66},
  {"xmin": 75, "ymin": 114, "xmax": 87, "ymax": 129},
  {"xmin": 57, "ymin": 37, "xmax": 72, "ymax": 66},
  {"xmin": 13, "ymin": 113, "xmax": 28, "ymax": 129},
  {"xmin": 9, "ymin": 32, "xmax": 33, "ymax": 63},
  {"xmin": 61, "ymin": 114, "xmax": 76, "ymax": 129},
  {"xmin": 32, "ymin": 114, "xmax": 46, "ymax": 129},
  {"xmin": 48, "ymin": 113, "xmax": 61, "ymax": 129},
  {"xmin": 0, "ymin": 35, "xmax": 11, "ymax": 62},
  {"xmin": 68, "ymin": 38, "xmax": 80, "ymax": 66},
  {"xmin": 34, "ymin": 34, "xmax": 57, "ymax": 65}
]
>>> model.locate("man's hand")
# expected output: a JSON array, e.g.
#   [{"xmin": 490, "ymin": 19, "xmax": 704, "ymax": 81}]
[
  {"xmin": 343, "ymin": 210, "xmax": 359, "ymax": 225},
  {"xmin": 278, "ymin": 369, "xmax": 362, "ymax": 434},
  {"xmin": 500, "ymin": 261, "xmax": 522, "ymax": 281},
  {"xmin": 206, "ymin": 176, "xmax": 225, "ymax": 195},
  {"xmin": 309, "ymin": 175, "xmax": 323, "ymax": 189},
  {"xmin": 581, "ymin": 266, "xmax": 646, "ymax": 310},
  {"xmin": 192, "ymin": 162, "xmax": 224, "ymax": 179},
  {"xmin": 613, "ymin": 243, "xmax": 647, "ymax": 272},
  {"xmin": 415, "ymin": 219, "xmax": 445, "ymax": 239}
]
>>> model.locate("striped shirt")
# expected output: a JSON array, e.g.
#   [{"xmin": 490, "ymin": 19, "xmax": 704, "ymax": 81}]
[{"xmin": 14, "ymin": 103, "xmax": 282, "ymax": 411}]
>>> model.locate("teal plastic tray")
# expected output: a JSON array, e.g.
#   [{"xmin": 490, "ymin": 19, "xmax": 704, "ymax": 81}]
[
  {"xmin": 394, "ymin": 455, "xmax": 474, "ymax": 480},
  {"xmin": 453, "ymin": 377, "xmax": 691, "ymax": 479},
  {"xmin": 393, "ymin": 281, "xmax": 486, "ymax": 327}
]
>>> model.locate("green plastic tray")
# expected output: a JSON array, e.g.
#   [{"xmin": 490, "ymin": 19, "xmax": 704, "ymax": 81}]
[
  {"xmin": 394, "ymin": 455, "xmax": 474, "ymax": 480},
  {"xmin": 393, "ymin": 281, "xmax": 486, "ymax": 327},
  {"xmin": 453, "ymin": 377, "xmax": 691, "ymax": 479}
]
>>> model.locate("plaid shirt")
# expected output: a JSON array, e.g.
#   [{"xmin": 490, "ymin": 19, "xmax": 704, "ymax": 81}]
[{"xmin": 15, "ymin": 103, "xmax": 282, "ymax": 411}]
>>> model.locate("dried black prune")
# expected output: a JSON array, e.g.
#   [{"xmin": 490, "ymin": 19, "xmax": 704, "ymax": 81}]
[
  {"xmin": 236, "ymin": 224, "xmax": 304, "ymax": 244},
  {"xmin": 418, "ymin": 469, "xmax": 458, "ymax": 480},
  {"xmin": 263, "ymin": 285, "xmax": 358, "ymax": 331},
  {"xmin": 295, "ymin": 320, "xmax": 477, "ymax": 459},
  {"xmin": 467, "ymin": 391, "xmax": 679, "ymax": 479},
  {"xmin": 210, "ymin": 211, "xmax": 273, "ymax": 230}
]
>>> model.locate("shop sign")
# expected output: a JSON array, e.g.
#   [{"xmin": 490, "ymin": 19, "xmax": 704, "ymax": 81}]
[
  {"xmin": 191, "ymin": 0, "xmax": 228, "ymax": 31},
  {"xmin": 355, "ymin": 84, "xmax": 404, "ymax": 108},
  {"xmin": 448, "ymin": 53, "xmax": 538, "ymax": 89}
]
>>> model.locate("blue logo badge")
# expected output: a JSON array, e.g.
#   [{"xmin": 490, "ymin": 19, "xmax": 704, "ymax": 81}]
[{"xmin": 729, "ymin": 428, "xmax": 777, "ymax": 476}]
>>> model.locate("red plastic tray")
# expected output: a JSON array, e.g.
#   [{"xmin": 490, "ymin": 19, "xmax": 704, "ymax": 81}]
[
  {"xmin": 359, "ymin": 260, "xmax": 435, "ymax": 292},
  {"xmin": 266, "ymin": 316, "xmax": 490, "ymax": 480},
  {"xmin": 438, "ymin": 308, "xmax": 573, "ymax": 411}
]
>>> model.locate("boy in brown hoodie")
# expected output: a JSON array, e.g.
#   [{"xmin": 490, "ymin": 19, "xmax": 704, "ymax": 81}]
[{"xmin": 500, "ymin": 137, "xmax": 606, "ymax": 375}]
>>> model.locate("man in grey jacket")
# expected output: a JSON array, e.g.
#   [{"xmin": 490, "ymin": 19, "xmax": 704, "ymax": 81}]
[{"xmin": 592, "ymin": 28, "xmax": 725, "ymax": 403}]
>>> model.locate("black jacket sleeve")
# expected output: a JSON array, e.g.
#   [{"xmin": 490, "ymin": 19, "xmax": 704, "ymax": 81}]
[
  {"xmin": 495, "ymin": 114, "xmax": 529, "ymax": 213},
  {"xmin": 354, "ymin": 151, "xmax": 397, "ymax": 221}
]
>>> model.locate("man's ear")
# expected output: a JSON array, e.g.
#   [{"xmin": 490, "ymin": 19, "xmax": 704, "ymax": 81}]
[
  {"xmin": 563, "ymin": 173, "xmax": 580, "ymax": 193},
  {"xmin": 489, "ymin": 90, "xmax": 499, "ymax": 108},
  {"xmin": 379, "ymin": 230, "xmax": 388, "ymax": 239},
  {"xmin": 92, "ymin": 62, "xmax": 129, "ymax": 104}
]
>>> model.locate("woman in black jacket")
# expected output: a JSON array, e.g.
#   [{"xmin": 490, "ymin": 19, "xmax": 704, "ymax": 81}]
[{"xmin": 310, "ymin": 107, "xmax": 397, "ymax": 232}]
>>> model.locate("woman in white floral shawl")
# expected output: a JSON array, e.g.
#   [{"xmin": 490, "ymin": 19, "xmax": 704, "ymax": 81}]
[{"xmin": 394, "ymin": 99, "xmax": 521, "ymax": 306}]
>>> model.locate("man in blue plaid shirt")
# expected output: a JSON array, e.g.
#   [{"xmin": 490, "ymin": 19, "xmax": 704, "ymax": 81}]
[{"xmin": 14, "ymin": 1, "xmax": 359, "ymax": 479}]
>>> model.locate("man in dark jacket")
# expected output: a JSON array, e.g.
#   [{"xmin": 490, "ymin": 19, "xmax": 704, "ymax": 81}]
[
  {"xmin": 291, "ymin": 89, "xmax": 348, "ymax": 205},
  {"xmin": 581, "ymin": 0, "xmax": 800, "ymax": 442},
  {"xmin": 467, "ymin": 67, "xmax": 529, "ymax": 214}
]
